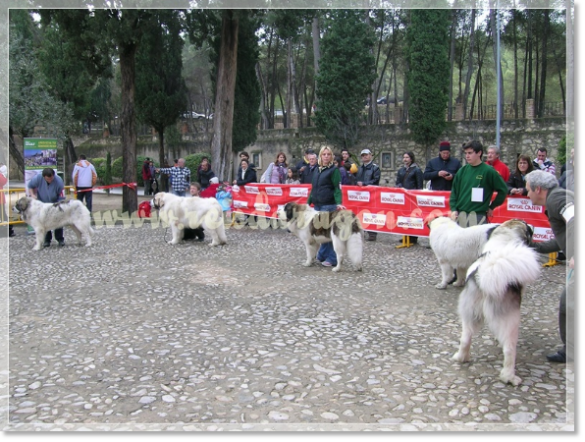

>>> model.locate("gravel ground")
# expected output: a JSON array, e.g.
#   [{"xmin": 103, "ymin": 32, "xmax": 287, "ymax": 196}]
[{"xmin": 1, "ymin": 201, "xmax": 574, "ymax": 432}]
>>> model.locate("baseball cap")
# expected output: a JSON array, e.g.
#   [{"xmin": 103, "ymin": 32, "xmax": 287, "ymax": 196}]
[{"xmin": 360, "ymin": 149, "xmax": 372, "ymax": 155}]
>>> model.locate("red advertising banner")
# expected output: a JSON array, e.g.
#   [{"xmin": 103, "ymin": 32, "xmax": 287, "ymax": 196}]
[{"xmin": 230, "ymin": 184, "xmax": 552, "ymax": 241}]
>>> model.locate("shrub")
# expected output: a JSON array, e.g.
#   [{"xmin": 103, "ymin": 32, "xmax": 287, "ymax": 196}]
[
  {"xmin": 184, "ymin": 152, "xmax": 212, "ymax": 183},
  {"xmin": 90, "ymin": 157, "xmax": 106, "ymax": 181}
]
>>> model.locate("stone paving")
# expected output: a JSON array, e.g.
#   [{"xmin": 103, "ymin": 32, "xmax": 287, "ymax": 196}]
[{"xmin": 1, "ymin": 216, "xmax": 574, "ymax": 432}]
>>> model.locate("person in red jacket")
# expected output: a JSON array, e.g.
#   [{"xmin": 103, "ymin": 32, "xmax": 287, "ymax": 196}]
[
  {"xmin": 0, "ymin": 165, "xmax": 15, "ymax": 237},
  {"xmin": 486, "ymin": 145, "xmax": 510, "ymax": 183}
]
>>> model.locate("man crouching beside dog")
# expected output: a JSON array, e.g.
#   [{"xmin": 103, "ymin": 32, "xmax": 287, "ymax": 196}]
[
  {"xmin": 525, "ymin": 170, "xmax": 575, "ymax": 363},
  {"xmin": 27, "ymin": 168, "xmax": 66, "ymax": 248}
]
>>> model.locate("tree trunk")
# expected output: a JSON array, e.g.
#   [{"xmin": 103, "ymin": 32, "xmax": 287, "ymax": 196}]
[
  {"xmin": 211, "ymin": 10, "xmax": 239, "ymax": 183},
  {"xmin": 513, "ymin": 11, "xmax": 519, "ymax": 119},
  {"xmin": 566, "ymin": 0, "xmax": 574, "ymax": 120},
  {"xmin": 158, "ymin": 129, "xmax": 165, "ymax": 169},
  {"xmin": 462, "ymin": 8, "xmax": 476, "ymax": 120},
  {"xmin": 119, "ymin": 44, "xmax": 138, "ymax": 213},
  {"xmin": 312, "ymin": 16, "xmax": 320, "ymax": 83},
  {"xmin": 527, "ymin": 11, "xmax": 533, "ymax": 99},
  {"xmin": 256, "ymin": 62, "xmax": 269, "ymax": 130},
  {"xmin": 448, "ymin": 9, "xmax": 457, "ymax": 121},
  {"xmin": 489, "ymin": 8, "xmax": 504, "ymax": 123},
  {"xmin": 63, "ymin": 134, "xmax": 78, "ymax": 185},
  {"xmin": 8, "ymin": 127, "xmax": 25, "ymax": 180},
  {"xmin": 537, "ymin": 9, "xmax": 549, "ymax": 118}
]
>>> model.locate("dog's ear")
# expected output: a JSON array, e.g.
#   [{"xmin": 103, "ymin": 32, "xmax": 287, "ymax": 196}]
[
  {"xmin": 486, "ymin": 225, "xmax": 498, "ymax": 240},
  {"xmin": 285, "ymin": 203, "xmax": 294, "ymax": 221}
]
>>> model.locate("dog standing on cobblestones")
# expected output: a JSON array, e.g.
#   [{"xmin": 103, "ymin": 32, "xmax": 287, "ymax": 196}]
[
  {"xmin": 452, "ymin": 219, "xmax": 541, "ymax": 386},
  {"xmin": 13, "ymin": 197, "xmax": 94, "ymax": 251},
  {"xmin": 428, "ymin": 216, "xmax": 499, "ymax": 289},
  {"xmin": 278, "ymin": 202, "xmax": 363, "ymax": 272}
]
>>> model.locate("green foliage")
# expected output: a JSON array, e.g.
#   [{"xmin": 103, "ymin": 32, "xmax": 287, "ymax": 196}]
[
  {"xmin": 111, "ymin": 156, "xmax": 123, "ymax": 181},
  {"xmin": 9, "ymin": 10, "xmax": 76, "ymax": 140},
  {"xmin": 313, "ymin": 10, "xmax": 377, "ymax": 149},
  {"xmin": 184, "ymin": 153, "xmax": 212, "ymax": 182},
  {"xmin": 557, "ymin": 133, "xmax": 573, "ymax": 166},
  {"xmin": 90, "ymin": 157, "xmax": 106, "ymax": 180},
  {"xmin": 406, "ymin": 9, "xmax": 451, "ymax": 148},
  {"xmin": 135, "ymin": 10, "xmax": 187, "ymax": 135},
  {"xmin": 104, "ymin": 152, "xmax": 112, "ymax": 194},
  {"xmin": 232, "ymin": 13, "xmax": 262, "ymax": 152}
]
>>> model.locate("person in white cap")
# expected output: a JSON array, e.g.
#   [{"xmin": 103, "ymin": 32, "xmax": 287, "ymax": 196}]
[{"xmin": 356, "ymin": 149, "xmax": 381, "ymax": 241}]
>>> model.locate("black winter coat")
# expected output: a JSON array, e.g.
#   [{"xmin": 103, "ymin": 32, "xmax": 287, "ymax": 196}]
[{"xmin": 395, "ymin": 163, "xmax": 423, "ymax": 189}]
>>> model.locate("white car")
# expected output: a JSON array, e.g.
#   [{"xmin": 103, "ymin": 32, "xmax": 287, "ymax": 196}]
[{"xmin": 182, "ymin": 111, "xmax": 206, "ymax": 119}]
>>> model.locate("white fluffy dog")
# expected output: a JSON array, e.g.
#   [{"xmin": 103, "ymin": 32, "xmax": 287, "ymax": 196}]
[
  {"xmin": 452, "ymin": 219, "xmax": 541, "ymax": 386},
  {"xmin": 277, "ymin": 202, "xmax": 363, "ymax": 272},
  {"xmin": 14, "ymin": 197, "xmax": 94, "ymax": 251},
  {"xmin": 151, "ymin": 192, "xmax": 227, "ymax": 246},
  {"xmin": 428, "ymin": 216, "xmax": 499, "ymax": 289}
]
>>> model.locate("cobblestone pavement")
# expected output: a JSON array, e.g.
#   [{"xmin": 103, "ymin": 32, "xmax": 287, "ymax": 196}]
[{"xmin": 2, "ymin": 216, "xmax": 574, "ymax": 432}]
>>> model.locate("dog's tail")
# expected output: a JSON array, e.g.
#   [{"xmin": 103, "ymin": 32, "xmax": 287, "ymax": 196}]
[{"xmin": 473, "ymin": 243, "xmax": 541, "ymax": 300}]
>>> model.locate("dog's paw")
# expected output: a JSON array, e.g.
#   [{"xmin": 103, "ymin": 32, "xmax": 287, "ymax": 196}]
[
  {"xmin": 435, "ymin": 283, "xmax": 447, "ymax": 290},
  {"xmin": 453, "ymin": 280, "xmax": 465, "ymax": 287},
  {"xmin": 32, "ymin": 246, "xmax": 41, "ymax": 251},
  {"xmin": 332, "ymin": 266, "xmax": 341, "ymax": 272},
  {"xmin": 500, "ymin": 371, "xmax": 522, "ymax": 386},
  {"xmin": 302, "ymin": 261, "xmax": 312, "ymax": 267},
  {"xmin": 452, "ymin": 351, "xmax": 470, "ymax": 363}
]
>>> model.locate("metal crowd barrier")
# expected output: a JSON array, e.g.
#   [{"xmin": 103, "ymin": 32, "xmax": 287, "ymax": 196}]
[{"xmin": 0, "ymin": 186, "xmax": 76, "ymax": 226}]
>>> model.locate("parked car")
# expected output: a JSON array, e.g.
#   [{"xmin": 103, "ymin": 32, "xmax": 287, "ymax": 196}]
[{"xmin": 181, "ymin": 111, "xmax": 206, "ymax": 119}]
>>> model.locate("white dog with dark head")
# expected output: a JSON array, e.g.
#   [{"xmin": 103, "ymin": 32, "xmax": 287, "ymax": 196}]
[
  {"xmin": 277, "ymin": 202, "xmax": 363, "ymax": 272},
  {"xmin": 428, "ymin": 216, "xmax": 499, "ymax": 289},
  {"xmin": 151, "ymin": 192, "xmax": 227, "ymax": 246},
  {"xmin": 14, "ymin": 197, "xmax": 94, "ymax": 251},
  {"xmin": 452, "ymin": 219, "xmax": 540, "ymax": 386}
]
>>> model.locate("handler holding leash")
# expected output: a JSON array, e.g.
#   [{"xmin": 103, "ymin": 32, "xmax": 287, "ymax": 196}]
[
  {"xmin": 525, "ymin": 170, "xmax": 575, "ymax": 363},
  {"xmin": 27, "ymin": 168, "xmax": 65, "ymax": 247}
]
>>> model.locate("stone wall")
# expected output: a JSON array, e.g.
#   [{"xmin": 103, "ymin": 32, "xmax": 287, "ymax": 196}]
[{"xmin": 13, "ymin": 117, "xmax": 562, "ymax": 183}]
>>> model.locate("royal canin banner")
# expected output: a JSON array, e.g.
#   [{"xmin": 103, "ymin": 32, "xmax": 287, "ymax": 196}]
[{"xmin": 230, "ymin": 184, "xmax": 552, "ymax": 241}]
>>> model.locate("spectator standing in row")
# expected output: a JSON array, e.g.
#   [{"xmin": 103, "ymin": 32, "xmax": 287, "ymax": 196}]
[
  {"xmin": 507, "ymin": 154, "xmax": 534, "ymax": 196},
  {"xmin": 72, "ymin": 154, "xmax": 97, "ymax": 212},
  {"xmin": 560, "ymin": 147, "xmax": 573, "ymax": 175},
  {"xmin": 423, "ymin": 141, "xmax": 462, "ymax": 190},
  {"xmin": 356, "ymin": 148, "xmax": 381, "ymax": 241},
  {"xmin": 156, "ymin": 158, "xmax": 191, "ymax": 196},
  {"xmin": 285, "ymin": 167, "xmax": 300, "ymax": 184},
  {"xmin": 296, "ymin": 148, "xmax": 314, "ymax": 175},
  {"xmin": 262, "ymin": 152, "xmax": 287, "ymax": 184},
  {"xmin": 197, "ymin": 157, "xmax": 216, "ymax": 190},
  {"xmin": 238, "ymin": 151, "xmax": 256, "ymax": 170},
  {"xmin": 142, "ymin": 157, "xmax": 154, "ymax": 195},
  {"xmin": 525, "ymin": 170, "xmax": 574, "ymax": 363},
  {"xmin": 0, "ymin": 163, "xmax": 15, "ymax": 237},
  {"xmin": 334, "ymin": 155, "xmax": 350, "ymax": 185},
  {"xmin": 395, "ymin": 151, "xmax": 423, "ymax": 190},
  {"xmin": 234, "ymin": 159, "xmax": 257, "ymax": 186},
  {"xmin": 307, "ymin": 146, "xmax": 343, "ymax": 267},
  {"xmin": 27, "ymin": 168, "xmax": 65, "ymax": 247},
  {"xmin": 395, "ymin": 151, "xmax": 423, "ymax": 244},
  {"xmin": 486, "ymin": 145, "xmax": 510, "ymax": 182},
  {"xmin": 559, "ymin": 148, "xmax": 575, "ymax": 192},
  {"xmin": 533, "ymin": 147, "xmax": 556, "ymax": 175},
  {"xmin": 340, "ymin": 149, "xmax": 358, "ymax": 177},
  {"xmin": 300, "ymin": 152, "xmax": 318, "ymax": 184},
  {"xmin": 449, "ymin": 140, "xmax": 508, "ymax": 227}
]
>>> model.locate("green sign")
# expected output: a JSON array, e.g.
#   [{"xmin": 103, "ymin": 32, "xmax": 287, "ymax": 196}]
[{"xmin": 24, "ymin": 138, "xmax": 58, "ymax": 170}]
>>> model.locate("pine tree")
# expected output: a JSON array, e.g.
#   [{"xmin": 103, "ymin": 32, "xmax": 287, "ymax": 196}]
[
  {"xmin": 406, "ymin": 9, "xmax": 451, "ymax": 153},
  {"xmin": 313, "ymin": 10, "xmax": 376, "ymax": 149}
]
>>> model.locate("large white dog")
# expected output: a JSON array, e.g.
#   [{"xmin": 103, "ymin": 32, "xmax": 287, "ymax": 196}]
[
  {"xmin": 452, "ymin": 219, "xmax": 540, "ymax": 386},
  {"xmin": 14, "ymin": 197, "xmax": 94, "ymax": 251},
  {"xmin": 277, "ymin": 202, "xmax": 363, "ymax": 272},
  {"xmin": 428, "ymin": 216, "xmax": 499, "ymax": 289},
  {"xmin": 151, "ymin": 192, "xmax": 227, "ymax": 246}
]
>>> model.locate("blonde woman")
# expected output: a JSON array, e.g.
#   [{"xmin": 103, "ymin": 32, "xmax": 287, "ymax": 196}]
[{"xmin": 307, "ymin": 146, "xmax": 344, "ymax": 267}]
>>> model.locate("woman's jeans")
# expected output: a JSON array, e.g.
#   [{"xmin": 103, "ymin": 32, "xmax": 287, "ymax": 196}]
[{"xmin": 313, "ymin": 204, "xmax": 338, "ymax": 265}]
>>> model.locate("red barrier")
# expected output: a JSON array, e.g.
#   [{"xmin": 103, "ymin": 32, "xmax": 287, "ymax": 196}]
[{"xmin": 231, "ymin": 184, "xmax": 553, "ymax": 241}]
